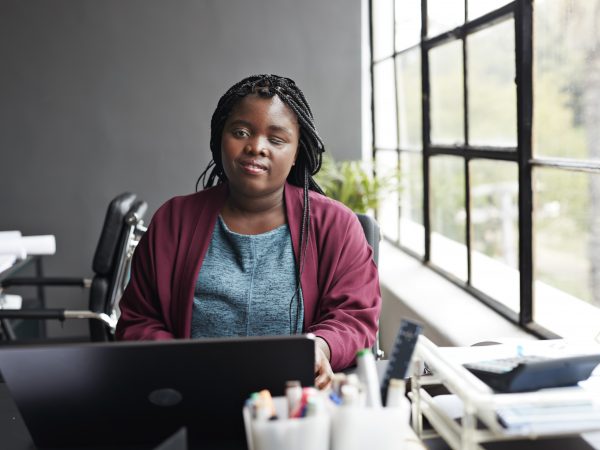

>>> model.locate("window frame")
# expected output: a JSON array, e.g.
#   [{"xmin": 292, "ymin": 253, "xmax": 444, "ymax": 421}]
[{"xmin": 369, "ymin": 0, "xmax": 599, "ymax": 338}]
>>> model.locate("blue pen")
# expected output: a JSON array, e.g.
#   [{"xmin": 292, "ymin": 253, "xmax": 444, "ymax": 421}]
[{"xmin": 329, "ymin": 391, "xmax": 342, "ymax": 406}]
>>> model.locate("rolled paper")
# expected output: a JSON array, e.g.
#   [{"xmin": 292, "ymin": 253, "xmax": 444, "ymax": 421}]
[
  {"xmin": 0, "ymin": 233, "xmax": 56, "ymax": 258},
  {"xmin": 21, "ymin": 235, "xmax": 56, "ymax": 255}
]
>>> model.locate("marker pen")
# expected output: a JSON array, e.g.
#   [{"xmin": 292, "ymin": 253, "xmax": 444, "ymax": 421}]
[
  {"xmin": 304, "ymin": 395, "xmax": 326, "ymax": 417},
  {"xmin": 285, "ymin": 380, "xmax": 302, "ymax": 418},
  {"xmin": 385, "ymin": 378, "xmax": 406, "ymax": 408},
  {"xmin": 340, "ymin": 383, "xmax": 360, "ymax": 406},
  {"xmin": 356, "ymin": 349, "xmax": 382, "ymax": 408},
  {"xmin": 255, "ymin": 389, "xmax": 277, "ymax": 421}
]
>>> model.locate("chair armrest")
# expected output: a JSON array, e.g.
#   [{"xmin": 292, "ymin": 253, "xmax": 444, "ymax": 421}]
[
  {"xmin": 0, "ymin": 309, "xmax": 116, "ymax": 329},
  {"xmin": 1, "ymin": 277, "xmax": 91, "ymax": 289},
  {"xmin": 0, "ymin": 308, "xmax": 67, "ymax": 320}
]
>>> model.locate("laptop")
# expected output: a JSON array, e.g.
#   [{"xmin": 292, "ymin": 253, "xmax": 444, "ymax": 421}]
[{"xmin": 0, "ymin": 334, "xmax": 315, "ymax": 449}]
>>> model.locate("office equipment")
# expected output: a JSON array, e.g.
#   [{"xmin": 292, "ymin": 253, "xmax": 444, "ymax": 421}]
[
  {"xmin": 243, "ymin": 387, "xmax": 412, "ymax": 450},
  {"xmin": 464, "ymin": 353, "xmax": 600, "ymax": 392},
  {"xmin": 0, "ymin": 334, "xmax": 315, "ymax": 449},
  {"xmin": 0, "ymin": 193, "xmax": 147, "ymax": 341},
  {"xmin": 244, "ymin": 395, "xmax": 330, "ymax": 450},
  {"xmin": 380, "ymin": 319, "xmax": 422, "ymax": 404},
  {"xmin": 409, "ymin": 336, "xmax": 600, "ymax": 450}
]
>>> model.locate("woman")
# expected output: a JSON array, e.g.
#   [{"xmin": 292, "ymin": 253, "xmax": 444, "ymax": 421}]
[{"xmin": 116, "ymin": 74, "xmax": 381, "ymax": 388}]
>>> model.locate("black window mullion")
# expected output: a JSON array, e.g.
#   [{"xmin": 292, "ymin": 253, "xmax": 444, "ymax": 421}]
[
  {"xmin": 429, "ymin": 145, "xmax": 518, "ymax": 160},
  {"xmin": 515, "ymin": 0, "xmax": 534, "ymax": 326},
  {"xmin": 369, "ymin": 0, "xmax": 377, "ymax": 203},
  {"xmin": 423, "ymin": 2, "xmax": 515, "ymax": 50},
  {"xmin": 421, "ymin": 0, "xmax": 431, "ymax": 262},
  {"xmin": 463, "ymin": 0, "xmax": 472, "ymax": 284}
]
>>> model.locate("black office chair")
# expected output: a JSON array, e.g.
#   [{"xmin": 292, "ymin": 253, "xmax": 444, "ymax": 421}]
[
  {"xmin": 0, "ymin": 193, "xmax": 148, "ymax": 342},
  {"xmin": 356, "ymin": 213, "xmax": 384, "ymax": 359}
]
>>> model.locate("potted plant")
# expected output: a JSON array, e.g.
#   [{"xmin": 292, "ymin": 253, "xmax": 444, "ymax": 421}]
[{"xmin": 314, "ymin": 154, "xmax": 399, "ymax": 214}]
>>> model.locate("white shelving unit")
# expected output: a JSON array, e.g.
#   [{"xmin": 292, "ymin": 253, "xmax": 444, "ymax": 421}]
[{"xmin": 409, "ymin": 336, "xmax": 600, "ymax": 450}]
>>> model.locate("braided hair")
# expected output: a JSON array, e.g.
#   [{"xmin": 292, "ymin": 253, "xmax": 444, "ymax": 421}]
[{"xmin": 195, "ymin": 74, "xmax": 326, "ymax": 334}]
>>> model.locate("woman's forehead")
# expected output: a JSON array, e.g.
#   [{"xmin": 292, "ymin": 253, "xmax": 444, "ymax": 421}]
[{"xmin": 227, "ymin": 93, "xmax": 299, "ymax": 127}]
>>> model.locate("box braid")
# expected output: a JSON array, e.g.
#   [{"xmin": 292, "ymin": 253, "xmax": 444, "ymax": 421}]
[{"xmin": 195, "ymin": 74, "xmax": 326, "ymax": 334}]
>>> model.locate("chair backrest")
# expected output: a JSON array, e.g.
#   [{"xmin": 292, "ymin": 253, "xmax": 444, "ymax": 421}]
[
  {"xmin": 356, "ymin": 213, "xmax": 381, "ymax": 265},
  {"xmin": 88, "ymin": 194, "xmax": 147, "ymax": 341},
  {"xmin": 355, "ymin": 213, "xmax": 383, "ymax": 359}
]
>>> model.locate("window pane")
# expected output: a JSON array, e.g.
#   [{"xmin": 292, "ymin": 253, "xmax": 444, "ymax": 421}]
[
  {"xmin": 533, "ymin": 0, "xmax": 600, "ymax": 162},
  {"xmin": 467, "ymin": 20, "xmax": 517, "ymax": 147},
  {"xmin": 395, "ymin": 0, "xmax": 421, "ymax": 51},
  {"xmin": 430, "ymin": 156, "xmax": 467, "ymax": 279},
  {"xmin": 470, "ymin": 160, "xmax": 519, "ymax": 311},
  {"xmin": 374, "ymin": 59, "xmax": 398, "ymax": 148},
  {"xmin": 430, "ymin": 41, "xmax": 464, "ymax": 145},
  {"xmin": 399, "ymin": 151, "xmax": 424, "ymax": 255},
  {"xmin": 376, "ymin": 150, "xmax": 399, "ymax": 241},
  {"xmin": 533, "ymin": 168, "xmax": 600, "ymax": 339},
  {"xmin": 373, "ymin": 0, "xmax": 395, "ymax": 60},
  {"xmin": 427, "ymin": 0, "xmax": 464, "ymax": 37},
  {"xmin": 396, "ymin": 49, "xmax": 422, "ymax": 150},
  {"xmin": 467, "ymin": 0, "xmax": 511, "ymax": 21}
]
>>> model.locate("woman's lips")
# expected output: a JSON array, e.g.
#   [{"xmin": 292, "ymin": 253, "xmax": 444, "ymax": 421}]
[{"xmin": 239, "ymin": 160, "xmax": 268, "ymax": 175}]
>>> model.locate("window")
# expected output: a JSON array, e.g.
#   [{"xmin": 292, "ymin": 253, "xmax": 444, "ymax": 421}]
[{"xmin": 371, "ymin": 0, "xmax": 600, "ymax": 340}]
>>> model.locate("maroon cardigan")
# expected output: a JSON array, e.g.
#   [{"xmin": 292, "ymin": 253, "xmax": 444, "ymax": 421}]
[{"xmin": 116, "ymin": 182, "xmax": 381, "ymax": 371}]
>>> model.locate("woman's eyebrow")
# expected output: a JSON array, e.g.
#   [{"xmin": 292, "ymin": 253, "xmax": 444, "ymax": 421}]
[
  {"xmin": 268, "ymin": 125, "xmax": 294, "ymax": 136},
  {"xmin": 228, "ymin": 119, "xmax": 293, "ymax": 136},
  {"xmin": 228, "ymin": 119, "xmax": 253, "ymax": 128}
]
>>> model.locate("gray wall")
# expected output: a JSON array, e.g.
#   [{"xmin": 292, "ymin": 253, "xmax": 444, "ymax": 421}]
[{"xmin": 0, "ymin": 0, "xmax": 362, "ymax": 336}]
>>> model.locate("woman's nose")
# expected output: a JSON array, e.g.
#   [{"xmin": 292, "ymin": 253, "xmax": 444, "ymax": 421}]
[{"xmin": 244, "ymin": 137, "xmax": 268, "ymax": 156}]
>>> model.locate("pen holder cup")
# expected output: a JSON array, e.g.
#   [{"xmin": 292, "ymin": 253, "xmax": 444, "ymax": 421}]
[
  {"xmin": 331, "ymin": 404, "xmax": 410, "ymax": 450},
  {"xmin": 243, "ymin": 397, "xmax": 330, "ymax": 450}
]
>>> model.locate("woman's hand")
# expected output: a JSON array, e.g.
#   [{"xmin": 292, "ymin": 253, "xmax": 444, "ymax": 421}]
[{"xmin": 314, "ymin": 337, "xmax": 334, "ymax": 390}]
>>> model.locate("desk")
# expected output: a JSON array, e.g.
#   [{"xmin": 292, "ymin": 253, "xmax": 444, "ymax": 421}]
[{"xmin": 0, "ymin": 379, "xmax": 426, "ymax": 450}]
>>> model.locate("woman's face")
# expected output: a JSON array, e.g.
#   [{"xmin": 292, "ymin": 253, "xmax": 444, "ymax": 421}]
[{"xmin": 221, "ymin": 93, "xmax": 300, "ymax": 199}]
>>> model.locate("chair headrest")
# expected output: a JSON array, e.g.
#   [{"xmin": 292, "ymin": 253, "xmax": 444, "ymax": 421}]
[{"xmin": 92, "ymin": 193, "xmax": 137, "ymax": 276}]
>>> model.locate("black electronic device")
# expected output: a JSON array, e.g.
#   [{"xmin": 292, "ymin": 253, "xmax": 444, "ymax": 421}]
[
  {"xmin": 0, "ymin": 335, "xmax": 315, "ymax": 449},
  {"xmin": 380, "ymin": 319, "xmax": 423, "ymax": 404},
  {"xmin": 464, "ymin": 353, "xmax": 600, "ymax": 393}
]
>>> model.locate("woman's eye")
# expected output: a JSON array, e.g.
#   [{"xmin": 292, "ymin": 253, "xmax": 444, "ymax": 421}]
[
  {"xmin": 269, "ymin": 138, "xmax": 285, "ymax": 145},
  {"xmin": 233, "ymin": 129, "xmax": 249, "ymax": 138}
]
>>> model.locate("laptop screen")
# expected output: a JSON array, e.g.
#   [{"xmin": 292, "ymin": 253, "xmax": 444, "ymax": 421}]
[{"xmin": 0, "ymin": 335, "xmax": 315, "ymax": 449}]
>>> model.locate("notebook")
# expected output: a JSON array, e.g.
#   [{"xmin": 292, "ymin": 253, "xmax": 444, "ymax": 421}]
[{"xmin": 0, "ymin": 335, "xmax": 315, "ymax": 449}]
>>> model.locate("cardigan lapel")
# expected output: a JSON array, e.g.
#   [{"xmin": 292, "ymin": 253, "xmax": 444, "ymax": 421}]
[
  {"xmin": 284, "ymin": 183, "xmax": 318, "ymax": 332},
  {"xmin": 175, "ymin": 183, "xmax": 228, "ymax": 337}
]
